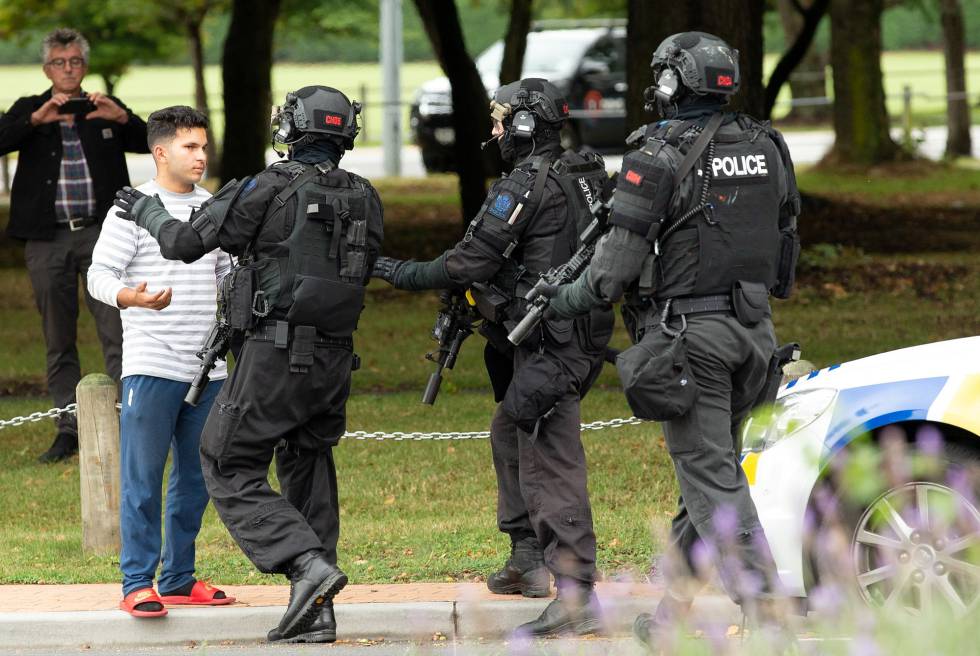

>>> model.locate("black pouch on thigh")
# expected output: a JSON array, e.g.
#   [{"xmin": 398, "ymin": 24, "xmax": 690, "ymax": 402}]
[
  {"xmin": 502, "ymin": 353, "xmax": 571, "ymax": 433},
  {"xmin": 732, "ymin": 279, "xmax": 770, "ymax": 328},
  {"xmin": 616, "ymin": 327, "xmax": 698, "ymax": 421}
]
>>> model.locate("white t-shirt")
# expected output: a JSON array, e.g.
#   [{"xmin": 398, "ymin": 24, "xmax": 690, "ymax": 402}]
[{"xmin": 88, "ymin": 180, "xmax": 233, "ymax": 383}]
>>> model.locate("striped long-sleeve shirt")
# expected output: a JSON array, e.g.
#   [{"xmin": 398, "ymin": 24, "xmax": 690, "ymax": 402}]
[{"xmin": 88, "ymin": 180, "xmax": 232, "ymax": 383}]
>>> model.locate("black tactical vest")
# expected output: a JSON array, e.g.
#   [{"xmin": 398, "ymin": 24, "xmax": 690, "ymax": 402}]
[
  {"xmin": 650, "ymin": 115, "xmax": 785, "ymax": 300},
  {"xmin": 492, "ymin": 149, "xmax": 608, "ymax": 299},
  {"xmin": 248, "ymin": 161, "xmax": 383, "ymax": 337}
]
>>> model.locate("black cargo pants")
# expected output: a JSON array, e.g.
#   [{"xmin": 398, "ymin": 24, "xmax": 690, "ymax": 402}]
[
  {"xmin": 657, "ymin": 312, "xmax": 781, "ymax": 605},
  {"xmin": 491, "ymin": 323, "xmax": 607, "ymax": 586},
  {"xmin": 199, "ymin": 332, "xmax": 351, "ymax": 573}
]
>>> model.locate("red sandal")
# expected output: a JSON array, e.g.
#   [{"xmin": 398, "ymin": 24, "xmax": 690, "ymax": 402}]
[
  {"xmin": 119, "ymin": 588, "xmax": 168, "ymax": 618},
  {"xmin": 158, "ymin": 580, "xmax": 236, "ymax": 606}
]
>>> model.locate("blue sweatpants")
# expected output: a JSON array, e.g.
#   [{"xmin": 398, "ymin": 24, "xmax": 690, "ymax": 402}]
[{"xmin": 119, "ymin": 374, "xmax": 222, "ymax": 596}]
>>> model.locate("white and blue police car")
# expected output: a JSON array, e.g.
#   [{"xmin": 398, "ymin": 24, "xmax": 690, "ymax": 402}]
[{"xmin": 741, "ymin": 336, "xmax": 980, "ymax": 616}]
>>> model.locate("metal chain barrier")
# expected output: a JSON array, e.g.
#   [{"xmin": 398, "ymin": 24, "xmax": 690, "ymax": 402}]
[
  {"xmin": 0, "ymin": 403, "xmax": 647, "ymax": 439},
  {"xmin": 0, "ymin": 403, "xmax": 77, "ymax": 430}
]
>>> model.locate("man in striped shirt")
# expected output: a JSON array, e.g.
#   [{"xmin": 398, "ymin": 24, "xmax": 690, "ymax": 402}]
[{"xmin": 88, "ymin": 106, "xmax": 235, "ymax": 617}]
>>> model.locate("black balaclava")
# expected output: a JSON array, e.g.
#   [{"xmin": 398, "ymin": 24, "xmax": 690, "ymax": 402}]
[
  {"xmin": 672, "ymin": 94, "xmax": 727, "ymax": 121},
  {"xmin": 290, "ymin": 136, "xmax": 344, "ymax": 166},
  {"xmin": 499, "ymin": 119, "xmax": 562, "ymax": 164},
  {"xmin": 658, "ymin": 86, "xmax": 726, "ymax": 121}
]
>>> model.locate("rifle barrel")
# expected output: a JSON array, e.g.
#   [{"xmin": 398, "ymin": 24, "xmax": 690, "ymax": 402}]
[
  {"xmin": 508, "ymin": 304, "xmax": 543, "ymax": 346},
  {"xmin": 422, "ymin": 370, "xmax": 443, "ymax": 405}
]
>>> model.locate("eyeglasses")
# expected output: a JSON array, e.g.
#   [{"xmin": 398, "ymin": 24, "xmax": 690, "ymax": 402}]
[{"xmin": 45, "ymin": 57, "xmax": 86, "ymax": 69}]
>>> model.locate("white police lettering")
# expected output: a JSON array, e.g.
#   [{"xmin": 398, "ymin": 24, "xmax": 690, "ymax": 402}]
[
  {"xmin": 577, "ymin": 177, "xmax": 594, "ymax": 206},
  {"xmin": 711, "ymin": 154, "xmax": 768, "ymax": 178}
]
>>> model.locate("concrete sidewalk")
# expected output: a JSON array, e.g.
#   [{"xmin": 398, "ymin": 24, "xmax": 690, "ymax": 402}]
[{"xmin": 0, "ymin": 582, "xmax": 742, "ymax": 649}]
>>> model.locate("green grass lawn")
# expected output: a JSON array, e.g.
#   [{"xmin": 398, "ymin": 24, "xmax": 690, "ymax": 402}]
[
  {"xmin": 795, "ymin": 160, "xmax": 980, "ymax": 204},
  {"xmin": 0, "ymin": 247, "xmax": 978, "ymax": 584},
  {"xmin": 0, "ymin": 388, "xmax": 672, "ymax": 585}
]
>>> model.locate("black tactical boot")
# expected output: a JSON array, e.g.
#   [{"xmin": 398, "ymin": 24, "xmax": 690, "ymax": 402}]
[
  {"xmin": 632, "ymin": 593, "xmax": 693, "ymax": 652},
  {"xmin": 486, "ymin": 536, "xmax": 551, "ymax": 598},
  {"xmin": 267, "ymin": 600, "xmax": 336, "ymax": 643},
  {"xmin": 38, "ymin": 432, "xmax": 78, "ymax": 463},
  {"xmin": 275, "ymin": 550, "xmax": 347, "ymax": 641},
  {"xmin": 515, "ymin": 583, "xmax": 603, "ymax": 637}
]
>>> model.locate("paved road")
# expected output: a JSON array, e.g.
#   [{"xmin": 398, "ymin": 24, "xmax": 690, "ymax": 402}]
[{"xmin": 122, "ymin": 125, "xmax": 980, "ymax": 186}]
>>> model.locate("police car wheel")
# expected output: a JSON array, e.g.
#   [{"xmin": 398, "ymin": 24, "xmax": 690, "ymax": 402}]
[{"xmin": 809, "ymin": 437, "xmax": 980, "ymax": 618}]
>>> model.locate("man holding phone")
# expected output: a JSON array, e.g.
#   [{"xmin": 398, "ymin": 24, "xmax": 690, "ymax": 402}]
[{"xmin": 0, "ymin": 28, "xmax": 148, "ymax": 463}]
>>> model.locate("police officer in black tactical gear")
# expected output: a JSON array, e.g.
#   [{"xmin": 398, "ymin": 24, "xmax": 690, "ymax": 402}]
[
  {"xmin": 113, "ymin": 86, "xmax": 384, "ymax": 644},
  {"xmin": 547, "ymin": 33, "xmax": 802, "ymax": 648},
  {"xmin": 372, "ymin": 78, "xmax": 614, "ymax": 637}
]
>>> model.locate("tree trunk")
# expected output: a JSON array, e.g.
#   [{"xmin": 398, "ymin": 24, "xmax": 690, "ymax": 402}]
[
  {"xmin": 939, "ymin": 0, "xmax": 972, "ymax": 158},
  {"xmin": 626, "ymin": 0, "xmax": 766, "ymax": 128},
  {"xmin": 101, "ymin": 75, "xmax": 116, "ymax": 97},
  {"xmin": 220, "ymin": 0, "xmax": 281, "ymax": 184},
  {"xmin": 770, "ymin": 0, "xmax": 830, "ymax": 122},
  {"xmin": 827, "ymin": 0, "xmax": 900, "ymax": 165},
  {"xmin": 625, "ymin": 1, "xmax": 686, "ymax": 132},
  {"xmin": 413, "ymin": 0, "xmax": 490, "ymax": 228},
  {"xmin": 499, "ymin": 0, "xmax": 533, "ymax": 85},
  {"xmin": 700, "ymin": 0, "xmax": 766, "ymax": 117},
  {"xmin": 188, "ymin": 20, "xmax": 209, "ymax": 115},
  {"xmin": 186, "ymin": 16, "xmax": 220, "ymax": 178}
]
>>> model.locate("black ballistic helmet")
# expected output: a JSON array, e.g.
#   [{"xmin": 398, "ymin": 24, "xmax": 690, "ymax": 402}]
[
  {"xmin": 490, "ymin": 78, "xmax": 568, "ymax": 162},
  {"xmin": 272, "ymin": 85, "xmax": 361, "ymax": 151},
  {"xmin": 646, "ymin": 32, "xmax": 740, "ymax": 111},
  {"xmin": 491, "ymin": 78, "xmax": 570, "ymax": 128}
]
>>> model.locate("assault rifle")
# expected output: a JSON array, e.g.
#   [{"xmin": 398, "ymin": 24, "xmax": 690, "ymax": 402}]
[
  {"xmin": 184, "ymin": 319, "xmax": 232, "ymax": 406},
  {"xmin": 422, "ymin": 289, "xmax": 480, "ymax": 405},
  {"xmin": 507, "ymin": 175, "xmax": 617, "ymax": 346}
]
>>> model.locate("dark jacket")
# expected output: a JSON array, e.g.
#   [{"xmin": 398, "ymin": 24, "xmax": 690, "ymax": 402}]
[{"xmin": 0, "ymin": 89, "xmax": 149, "ymax": 241}]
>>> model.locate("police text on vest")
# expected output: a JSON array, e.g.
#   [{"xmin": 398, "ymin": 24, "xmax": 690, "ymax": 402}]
[{"xmin": 711, "ymin": 154, "xmax": 768, "ymax": 178}]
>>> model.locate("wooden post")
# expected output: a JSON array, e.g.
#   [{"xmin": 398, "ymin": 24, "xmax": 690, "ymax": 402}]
[{"xmin": 76, "ymin": 373, "xmax": 120, "ymax": 554}]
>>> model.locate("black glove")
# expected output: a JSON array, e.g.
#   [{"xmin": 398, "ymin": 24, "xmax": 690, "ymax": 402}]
[
  {"xmin": 114, "ymin": 186, "xmax": 147, "ymax": 222},
  {"xmin": 372, "ymin": 256, "xmax": 406, "ymax": 285}
]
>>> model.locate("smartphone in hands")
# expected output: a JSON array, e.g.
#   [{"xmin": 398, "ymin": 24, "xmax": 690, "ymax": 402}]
[{"xmin": 57, "ymin": 97, "xmax": 97, "ymax": 115}]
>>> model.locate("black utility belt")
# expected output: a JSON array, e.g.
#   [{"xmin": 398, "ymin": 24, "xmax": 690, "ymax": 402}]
[
  {"xmin": 247, "ymin": 319, "xmax": 353, "ymax": 350},
  {"xmin": 55, "ymin": 217, "xmax": 98, "ymax": 231},
  {"xmin": 666, "ymin": 294, "xmax": 733, "ymax": 318},
  {"xmin": 661, "ymin": 281, "xmax": 771, "ymax": 329}
]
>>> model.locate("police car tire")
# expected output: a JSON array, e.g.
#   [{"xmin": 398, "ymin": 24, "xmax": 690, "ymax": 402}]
[{"xmin": 807, "ymin": 434, "xmax": 980, "ymax": 617}]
